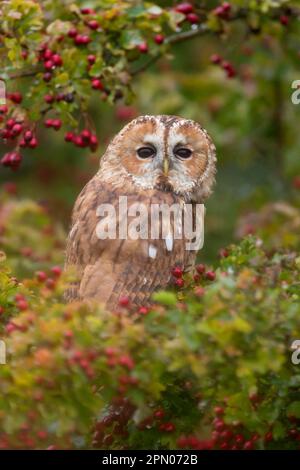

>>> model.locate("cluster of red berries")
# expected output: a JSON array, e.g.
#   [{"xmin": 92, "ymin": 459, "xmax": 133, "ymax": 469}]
[
  {"xmin": 44, "ymin": 118, "xmax": 62, "ymax": 130},
  {"xmin": 175, "ymin": 2, "xmax": 199, "ymax": 24},
  {"xmin": 177, "ymin": 435, "xmax": 213, "ymax": 450},
  {"xmin": 67, "ymin": 347, "xmax": 98, "ymax": 379},
  {"xmin": 194, "ymin": 263, "xmax": 216, "ymax": 282},
  {"xmin": 92, "ymin": 397, "xmax": 135, "ymax": 447},
  {"xmin": 213, "ymin": 2, "xmax": 232, "ymax": 19},
  {"xmin": 38, "ymin": 47, "xmax": 63, "ymax": 83},
  {"xmin": 210, "ymin": 54, "xmax": 236, "ymax": 78},
  {"xmin": 44, "ymin": 92, "xmax": 74, "ymax": 104},
  {"xmin": 1, "ymin": 151, "xmax": 22, "ymax": 170},
  {"xmin": 211, "ymin": 406, "xmax": 258, "ymax": 450},
  {"xmin": 64, "ymin": 128, "xmax": 99, "ymax": 151},
  {"xmin": 7, "ymin": 92, "xmax": 23, "ymax": 104},
  {"xmin": 171, "ymin": 265, "xmax": 184, "ymax": 288}
]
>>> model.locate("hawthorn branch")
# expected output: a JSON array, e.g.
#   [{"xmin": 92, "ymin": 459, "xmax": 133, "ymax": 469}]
[{"xmin": 131, "ymin": 24, "xmax": 208, "ymax": 76}]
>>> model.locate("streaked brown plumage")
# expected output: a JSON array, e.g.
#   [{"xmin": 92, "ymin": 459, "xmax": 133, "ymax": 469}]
[{"xmin": 65, "ymin": 115, "xmax": 216, "ymax": 310}]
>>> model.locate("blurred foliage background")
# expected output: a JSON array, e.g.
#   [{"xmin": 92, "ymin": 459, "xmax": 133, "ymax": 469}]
[{"xmin": 1, "ymin": 0, "xmax": 300, "ymax": 264}]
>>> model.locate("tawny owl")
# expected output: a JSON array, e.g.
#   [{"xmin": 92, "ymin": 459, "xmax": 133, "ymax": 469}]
[{"xmin": 65, "ymin": 115, "xmax": 216, "ymax": 310}]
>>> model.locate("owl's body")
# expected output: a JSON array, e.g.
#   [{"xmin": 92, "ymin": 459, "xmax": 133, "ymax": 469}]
[{"xmin": 65, "ymin": 115, "xmax": 216, "ymax": 310}]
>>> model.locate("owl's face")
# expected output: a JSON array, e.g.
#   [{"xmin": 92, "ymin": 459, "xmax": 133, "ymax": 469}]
[{"xmin": 101, "ymin": 115, "xmax": 216, "ymax": 201}]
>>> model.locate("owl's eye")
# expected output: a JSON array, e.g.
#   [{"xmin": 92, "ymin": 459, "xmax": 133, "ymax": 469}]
[
  {"xmin": 174, "ymin": 147, "xmax": 192, "ymax": 159},
  {"xmin": 137, "ymin": 146, "xmax": 156, "ymax": 159}
]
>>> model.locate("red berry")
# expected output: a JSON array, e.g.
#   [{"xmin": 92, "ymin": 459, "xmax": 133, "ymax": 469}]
[
  {"xmin": 243, "ymin": 440, "xmax": 254, "ymax": 450},
  {"xmin": 91, "ymin": 78, "xmax": 104, "ymax": 90},
  {"xmin": 80, "ymin": 7, "xmax": 95, "ymax": 14},
  {"xmin": 52, "ymin": 54, "xmax": 63, "ymax": 66},
  {"xmin": 52, "ymin": 119, "xmax": 62, "ymax": 130},
  {"xmin": 280, "ymin": 15, "xmax": 289, "ymax": 26},
  {"xmin": 196, "ymin": 263, "xmax": 206, "ymax": 274},
  {"xmin": 119, "ymin": 354, "xmax": 134, "ymax": 369},
  {"xmin": 214, "ymin": 406, "xmax": 225, "ymax": 416},
  {"xmin": 68, "ymin": 28, "xmax": 77, "ymax": 38},
  {"xmin": 186, "ymin": 13, "xmax": 199, "ymax": 24},
  {"xmin": 0, "ymin": 105, "xmax": 8, "ymax": 114},
  {"xmin": 264, "ymin": 431, "xmax": 273, "ymax": 442},
  {"xmin": 74, "ymin": 34, "xmax": 91, "ymax": 45},
  {"xmin": 44, "ymin": 60, "xmax": 54, "ymax": 71},
  {"xmin": 64, "ymin": 131, "xmax": 74, "ymax": 142},
  {"xmin": 6, "ymin": 118, "xmax": 15, "ymax": 129},
  {"xmin": 51, "ymin": 266, "xmax": 62, "ymax": 277},
  {"xmin": 153, "ymin": 409, "xmax": 165, "ymax": 419},
  {"xmin": 87, "ymin": 54, "xmax": 96, "ymax": 65},
  {"xmin": 28, "ymin": 137, "xmax": 38, "ymax": 148},
  {"xmin": 44, "ymin": 94, "xmax": 55, "ymax": 104},
  {"xmin": 194, "ymin": 286, "xmax": 205, "ymax": 297},
  {"xmin": 74, "ymin": 135, "xmax": 85, "ymax": 147},
  {"xmin": 154, "ymin": 34, "xmax": 165, "ymax": 45},
  {"xmin": 172, "ymin": 266, "xmax": 183, "ymax": 278},
  {"xmin": 88, "ymin": 20, "xmax": 99, "ymax": 30},
  {"xmin": 17, "ymin": 299, "xmax": 28, "ymax": 311},
  {"xmin": 175, "ymin": 3, "xmax": 194, "ymax": 14},
  {"xmin": 45, "ymin": 278, "xmax": 55, "ymax": 289},
  {"xmin": 36, "ymin": 271, "xmax": 47, "ymax": 282},
  {"xmin": 206, "ymin": 271, "xmax": 216, "ymax": 281},
  {"xmin": 138, "ymin": 42, "xmax": 148, "ymax": 54},
  {"xmin": 44, "ymin": 119, "xmax": 53, "ymax": 128},
  {"xmin": 81, "ymin": 129, "xmax": 91, "ymax": 142},
  {"xmin": 9, "ymin": 92, "xmax": 23, "ymax": 104},
  {"xmin": 11, "ymin": 123, "xmax": 23, "ymax": 136},
  {"xmin": 138, "ymin": 306, "xmax": 149, "ymax": 315},
  {"xmin": 174, "ymin": 278, "xmax": 184, "ymax": 288},
  {"xmin": 90, "ymin": 134, "xmax": 99, "ymax": 150},
  {"xmin": 24, "ymin": 130, "xmax": 33, "ymax": 142},
  {"xmin": 43, "ymin": 49, "xmax": 53, "ymax": 60},
  {"xmin": 211, "ymin": 54, "xmax": 222, "ymax": 64},
  {"xmin": 222, "ymin": 61, "xmax": 236, "ymax": 78},
  {"xmin": 119, "ymin": 296, "xmax": 130, "ymax": 307},
  {"xmin": 1, "ymin": 151, "xmax": 22, "ymax": 170}
]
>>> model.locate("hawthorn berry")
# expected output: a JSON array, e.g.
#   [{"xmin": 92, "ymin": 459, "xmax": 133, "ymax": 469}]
[
  {"xmin": 52, "ymin": 54, "xmax": 63, "ymax": 66},
  {"xmin": 51, "ymin": 265, "xmax": 62, "ymax": 277},
  {"xmin": 206, "ymin": 271, "xmax": 216, "ymax": 281},
  {"xmin": 43, "ymin": 72, "xmax": 52, "ymax": 82},
  {"xmin": 88, "ymin": 20, "xmax": 100, "ymax": 30},
  {"xmin": 64, "ymin": 131, "xmax": 74, "ymax": 142},
  {"xmin": 211, "ymin": 54, "xmax": 222, "ymax": 64},
  {"xmin": 138, "ymin": 42, "xmax": 148, "ymax": 53},
  {"xmin": 138, "ymin": 306, "xmax": 149, "ymax": 315},
  {"xmin": 8, "ymin": 92, "xmax": 23, "ymax": 104},
  {"xmin": 24, "ymin": 130, "xmax": 33, "ymax": 142},
  {"xmin": 11, "ymin": 123, "xmax": 23, "ymax": 136},
  {"xmin": 175, "ymin": 3, "xmax": 194, "ymax": 14},
  {"xmin": 28, "ymin": 137, "xmax": 38, "ymax": 148},
  {"xmin": 91, "ymin": 78, "xmax": 104, "ymax": 90},
  {"xmin": 172, "ymin": 266, "xmax": 183, "ymax": 278},
  {"xmin": 0, "ymin": 105, "xmax": 8, "ymax": 114},
  {"xmin": 44, "ymin": 60, "xmax": 54, "ymax": 71},
  {"xmin": 52, "ymin": 119, "xmax": 62, "ymax": 130},
  {"xmin": 36, "ymin": 271, "xmax": 47, "ymax": 282},
  {"xmin": 17, "ymin": 299, "xmax": 28, "ymax": 311},
  {"xmin": 154, "ymin": 34, "xmax": 165, "ymax": 45},
  {"xmin": 1, "ymin": 151, "xmax": 22, "ymax": 170},
  {"xmin": 87, "ymin": 54, "xmax": 96, "ymax": 65},
  {"xmin": 174, "ymin": 278, "xmax": 184, "ymax": 288},
  {"xmin": 196, "ymin": 263, "xmax": 206, "ymax": 274},
  {"xmin": 119, "ymin": 296, "xmax": 130, "ymax": 307},
  {"xmin": 186, "ymin": 13, "xmax": 199, "ymax": 24},
  {"xmin": 68, "ymin": 27, "xmax": 77, "ymax": 38},
  {"xmin": 280, "ymin": 15, "xmax": 289, "ymax": 26}
]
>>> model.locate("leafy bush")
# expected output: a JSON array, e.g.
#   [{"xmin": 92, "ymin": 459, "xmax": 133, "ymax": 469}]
[{"xmin": 0, "ymin": 194, "xmax": 300, "ymax": 450}]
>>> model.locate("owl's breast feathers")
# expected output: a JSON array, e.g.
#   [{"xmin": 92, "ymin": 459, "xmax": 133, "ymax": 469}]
[{"xmin": 65, "ymin": 175, "xmax": 200, "ymax": 309}]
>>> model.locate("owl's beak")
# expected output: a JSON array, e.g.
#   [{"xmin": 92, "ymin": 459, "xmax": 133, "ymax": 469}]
[{"xmin": 163, "ymin": 157, "xmax": 169, "ymax": 176}]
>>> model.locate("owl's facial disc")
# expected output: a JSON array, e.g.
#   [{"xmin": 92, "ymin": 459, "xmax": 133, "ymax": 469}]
[{"xmin": 105, "ymin": 116, "xmax": 216, "ymax": 200}]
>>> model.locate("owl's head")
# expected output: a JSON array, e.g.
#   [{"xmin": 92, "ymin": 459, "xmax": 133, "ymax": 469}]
[{"xmin": 100, "ymin": 115, "xmax": 216, "ymax": 202}]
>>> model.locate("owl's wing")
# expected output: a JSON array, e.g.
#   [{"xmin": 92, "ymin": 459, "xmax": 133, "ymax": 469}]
[{"xmin": 65, "ymin": 176, "xmax": 197, "ymax": 309}]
